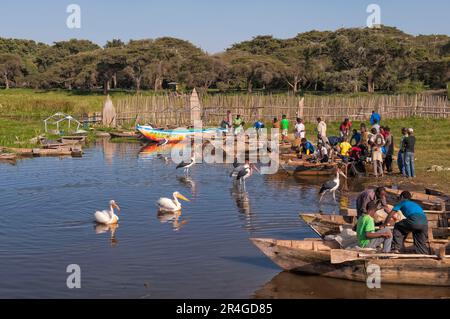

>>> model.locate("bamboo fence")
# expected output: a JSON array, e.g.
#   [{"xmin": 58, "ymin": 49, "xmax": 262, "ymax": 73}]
[{"xmin": 110, "ymin": 93, "xmax": 449, "ymax": 126}]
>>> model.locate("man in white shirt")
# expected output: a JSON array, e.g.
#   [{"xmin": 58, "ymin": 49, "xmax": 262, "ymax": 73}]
[
  {"xmin": 295, "ymin": 118, "xmax": 306, "ymax": 140},
  {"xmin": 316, "ymin": 117, "xmax": 329, "ymax": 145}
]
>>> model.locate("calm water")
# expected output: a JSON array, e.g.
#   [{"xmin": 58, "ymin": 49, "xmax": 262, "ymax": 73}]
[{"xmin": 0, "ymin": 140, "xmax": 446, "ymax": 299}]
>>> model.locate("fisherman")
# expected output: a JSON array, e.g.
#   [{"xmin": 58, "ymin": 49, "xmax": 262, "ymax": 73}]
[
  {"xmin": 370, "ymin": 110, "xmax": 381, "ymax": 126},
  {"xmin": 272, "ymin": 117, "xmax": 280, "ymax": 130},
  {"xmin": 356, "ymin": 187, "xmax": 391, "ymax": 219},
  {"xmin": 369, "ymin": 128, "xmax": 385, "ymax": 177},
  {"xmin": 280, "ymin": 115, "xmax": 289, "ymax": 143},
  {"xmin": 253, "ymin": 119, "xmax": 265, "ymax": 136},
  {"xmin": 337, "ymin": 137, "xmax": 352, "ymax": 162},
  {"xmin": 233, "ymin": 115, "xmax": 244, "ymax": 135},
  {"xmin": 383, "ymin": 126, "xmax": 394, "ymax": 173},
  {"xmin": 299, "ymin": 138, "xmax": 315, "ymax": 156},
  {"xmin": 371, "ymin": 119, "xmax": 381, "ymax": 134},
  {"xmin": 339, "ymin": 118, "xmax": 352, "ymax": 139},
  {"xmin": 350, "ymin": 128, "xmax": 361, "ymax": 146},
  {"xmin": 314, "ymin": 141, "xmax": 329, "ymax": 163},
  {"xmin": 316, "ymin": 117, "xmax": 329, "ymax": 145},
  {"xmin": 398, "ymin": 127, "xmax": 408, "ymax": 176},
  {"xmin": 383, "ymin": 191, "xmax": 429, "ymax": 254},
  {"xmin": 294, "ymin": 117, "xmax": 306, "ymax": 140},
  {"xmin": 359, "ymin": 123, "xmax": 370, "ymax": 148},
  {"xmin": 402, "ymin": 128, "xmax": 416, "ymax": 178},
  {"xmin": 356, "ymin": 201, "xmax": 393, "ymax": 253}
]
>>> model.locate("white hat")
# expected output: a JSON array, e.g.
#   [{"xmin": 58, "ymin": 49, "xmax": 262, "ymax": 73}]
[{"xmin": 408, "ymin": 128, "xmax": 414, "ymax": 133}]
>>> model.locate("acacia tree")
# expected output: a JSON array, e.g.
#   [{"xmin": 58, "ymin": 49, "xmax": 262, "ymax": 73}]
[
  {"xmin": 97, "ymin": 48, "xmax": 126, "ymax": 94},
  {"xmin": 0, "ymin": 53, "xmax": 22, "ymax": 89}
]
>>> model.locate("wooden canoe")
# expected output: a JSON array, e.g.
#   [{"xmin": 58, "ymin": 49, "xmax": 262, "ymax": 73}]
[
  {"xmin": 281, "ymin": 160, "xmax": 338, "ymax": 176},
  {"xmin": 251, "ymin": 238, "xmax": 450, "ymax": 286},
  {"xmin": 385, "ymin": 188, "xmax": 446, "ymax": 211},
  {"xmin": 299, "ymin": 213, "xmax": 450, "ymax": 240},
  {"xmin": 109, "ymin": 132, "xmax": 142, "ymax": 139}
]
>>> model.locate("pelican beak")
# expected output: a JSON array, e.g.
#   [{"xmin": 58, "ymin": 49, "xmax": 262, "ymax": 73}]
[
  {"xmin": 252, "ymin": 164, "xmax": 260, "ymax": 174},
  {"xmin": 340, "ymin": 172, "xmax": 347, "ymax": 179},
  {"xmin": 113, "ymin": 203, "xmax": 121, "ymax": 211},
  {"xmin": 176, "ymin": 193, "xmax": 190, "ymax": 202}
]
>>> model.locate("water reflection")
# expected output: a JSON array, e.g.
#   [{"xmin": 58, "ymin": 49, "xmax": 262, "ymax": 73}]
[
  {"xmin": 177, "ymin": 176, "xmax": 197, "ymax": 197},
  {"xmin": 253, "ymin": 272, "xmax": 450, "ymax": 299},
  {"xmin": 94, "ymin": 223, "xmax": 119, "ymax": 247},
  {"xmin": 157, "ymin": 210, "xmax": 189, "ymax": 231}
]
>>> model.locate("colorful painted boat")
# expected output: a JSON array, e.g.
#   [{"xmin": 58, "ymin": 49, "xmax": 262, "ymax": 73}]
[{"xmin": 136, "ymin": 125, "xmax": 225, "ymax": 143}]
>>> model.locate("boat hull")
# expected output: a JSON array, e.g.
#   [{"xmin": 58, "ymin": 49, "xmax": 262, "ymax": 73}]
[
  {"xmin": 251, "ymin": 238, "xmax": 450, "ymax": 286},
  {"xmin": 137, "ymin": 125, "xmax": 224, "ymax": 143}
]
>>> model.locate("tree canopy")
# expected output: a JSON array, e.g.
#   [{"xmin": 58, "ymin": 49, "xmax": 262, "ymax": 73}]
[{"xmin": 0, "ymin": 26, "xmax": 448, "ymax": 94}]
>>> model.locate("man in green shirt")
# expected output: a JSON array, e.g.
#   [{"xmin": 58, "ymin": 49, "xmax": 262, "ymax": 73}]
[
  {"xmin": 280, "ymin": 115, "xmax": 289, "ymax": 143},
  {"xmin": 356, "ymin": 202, "xmax": 393, "ymax": 252},
  {"xmin": 233, "ymin": 115, "xmax": 243, "ymax": 135}
]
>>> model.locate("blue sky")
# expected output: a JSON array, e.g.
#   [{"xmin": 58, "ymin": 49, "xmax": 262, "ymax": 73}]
[{"xmin": 0, "ymin": 0, "xmax": 449, "ymax": 52}]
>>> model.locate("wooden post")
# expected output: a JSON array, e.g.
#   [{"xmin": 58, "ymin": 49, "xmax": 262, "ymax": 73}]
[
  {"xmin": 190, "ymin": 88, "xmax": 201, "ymax": 125},
  {"xmin": 297, "ymin": 97, "xmax": 304, "ymax": 119}
]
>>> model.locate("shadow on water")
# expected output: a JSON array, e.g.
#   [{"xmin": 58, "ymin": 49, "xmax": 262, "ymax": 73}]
[{"xmin": 253, "ymin": 272, "xmax": 450, "ymax": 299}]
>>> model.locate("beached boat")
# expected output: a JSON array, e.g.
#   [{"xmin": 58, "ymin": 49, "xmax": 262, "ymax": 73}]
[
  {"xmin": 137, "ymin": 125, "xmax": 225, "ymax": 143},
  {"xmin": 385, "ymin": 188, "xmax": 446, "ymax": 211},
  {"xmin": 251, "ymin": 238, "xmax": 450, "ymax": 286},
  {"xmin": 281, "ymin": 160, "xmax": 338, "ymax": 176},
  {"xmin": 300, "ymin": 213, "xmax": 450, "ymax": 239},
  {"xmin": 109, "ymin": 131, "xmax": 142, "ymax": 139}
]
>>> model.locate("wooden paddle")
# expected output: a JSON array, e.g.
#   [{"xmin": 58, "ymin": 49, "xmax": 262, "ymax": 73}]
[{"xmin": 330, "ymin": 249, "xmax": 447, "ymax": 264}]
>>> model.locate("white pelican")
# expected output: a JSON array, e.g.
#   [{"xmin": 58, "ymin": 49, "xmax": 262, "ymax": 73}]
[
  {"xmin": 319, "ymin": 168, "xmax": 347, "ymax": 202},
  {"xmin": 176, "ymin": 156, "xmax": 195, "ymax": 175},
  {"xmin": 157, "ymin": 192, "xmax": 190, "ymax": 212},
  {"xmin": 94, "ymin": 200, "xmax": 121, "ymax": 225}
]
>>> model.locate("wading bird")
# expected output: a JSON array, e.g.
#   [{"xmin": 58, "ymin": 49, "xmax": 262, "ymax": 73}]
[
  {"xmin": 94, "ymin": 200, "xmax": 121, "ymax": 225},
  {"xmin": 157, "ymin": 192, "xmax": 190, "ymax": 212},
  {"xmin": 176, "ymin": 156, "xmax": 195, "ymax": 176},
  {"xmin": 319, "ymin": 168, "xmax": 347, "ymax": 202},
  {"xmin": 235, "ymin": 161, "xmax": 259, "ymax": 191}
]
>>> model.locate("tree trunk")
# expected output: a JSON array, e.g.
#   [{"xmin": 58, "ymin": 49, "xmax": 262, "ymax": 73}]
[
  {"xmin": 112, "ymin": 73, "xmax": 117, "ymax": 89},
  {"xmin": 136, "ymin": 77, "xmax": 141, "ymax": 93},
  {"xmin": 247, "ymin": 80, "xmax": 253, "ymax": 93},
  {"xmin": 4, "ymin": 72, "xmax": 9, "ymax": 89},
  {"xmin": 104, "ymin": 79, "xmax": 111, "ymax": 95},
  {"xmin": 368, "ymin": 74, "xmax": 374, "ymax": 93}
]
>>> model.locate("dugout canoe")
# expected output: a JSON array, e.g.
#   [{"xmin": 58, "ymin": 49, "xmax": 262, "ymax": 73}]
[
  {"xmin": 281, "ymin": 160, "xmax": 338, "ymax": 176},
  {"xmin": 109, "ymin": 131, "xmax": 142, "ymax": 139},
  {"xmin": 251, "ymin": 238, "xmax": 450, "ymax": 286},
  {"xmin": 299, "ymin": 213, "xmax": 450, "ymax": 239},
  {"xmin": 137, "ymin": 125, "xmax": 226, "ymax": 143}
]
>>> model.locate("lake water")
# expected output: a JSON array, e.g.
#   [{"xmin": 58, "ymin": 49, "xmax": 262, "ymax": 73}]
[{"xmin": 0, "ymin": 140, "xmax": 447, "ymax": 299}]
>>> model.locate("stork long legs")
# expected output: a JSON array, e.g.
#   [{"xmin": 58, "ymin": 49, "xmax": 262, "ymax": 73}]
[{"xmin": 319, "ymin": 190, "xmax": 329, "ymax": 203}]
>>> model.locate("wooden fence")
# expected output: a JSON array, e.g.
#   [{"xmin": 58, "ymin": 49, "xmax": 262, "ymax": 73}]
[{"xmin": 108, "ymin": 93, "xmax": 449, "ymax": 127}]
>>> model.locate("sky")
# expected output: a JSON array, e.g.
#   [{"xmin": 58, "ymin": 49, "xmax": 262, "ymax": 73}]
[{"xmin": 0, "ymin": 0, "xmax": 449, "ymax": 53}]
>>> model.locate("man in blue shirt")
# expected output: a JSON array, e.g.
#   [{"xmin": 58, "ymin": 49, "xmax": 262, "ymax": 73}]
[
  {"xmin": 370, "ymin": 110, "xmax": 381, "ymax": 126},
  {"xmin": 299, "ymin": 138, "xmax": 315, "ymax": 155},
  {"xmin": 383, "ymin": 191, "xmax": 429, "ymax": 254}
]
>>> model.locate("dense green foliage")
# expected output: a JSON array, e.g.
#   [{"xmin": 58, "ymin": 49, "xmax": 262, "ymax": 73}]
[{"xmin": 0, "ymin": 26, "xmax": 449, "ymax": 94}]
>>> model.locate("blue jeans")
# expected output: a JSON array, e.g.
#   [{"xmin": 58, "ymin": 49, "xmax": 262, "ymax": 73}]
[
  {"xmin": 397, "ymin": 151, "xmax": 405, "ymax": 175},
  {"xmin": 404, "ymin": 152, "xmax": 415, "ymax": 178}
]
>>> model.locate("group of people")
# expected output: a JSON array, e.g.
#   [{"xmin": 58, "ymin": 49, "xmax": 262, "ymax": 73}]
[
  {"xmin": 287, "ymin": 111, "xmax": 416, "ymax": 179},
  {"xmin": 220, "ymin": 110, "xmax": 417, "ymax": 179},
  {"xmin": 355, "ymin": 187, "xmax": 429, "ymax": 255}
]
